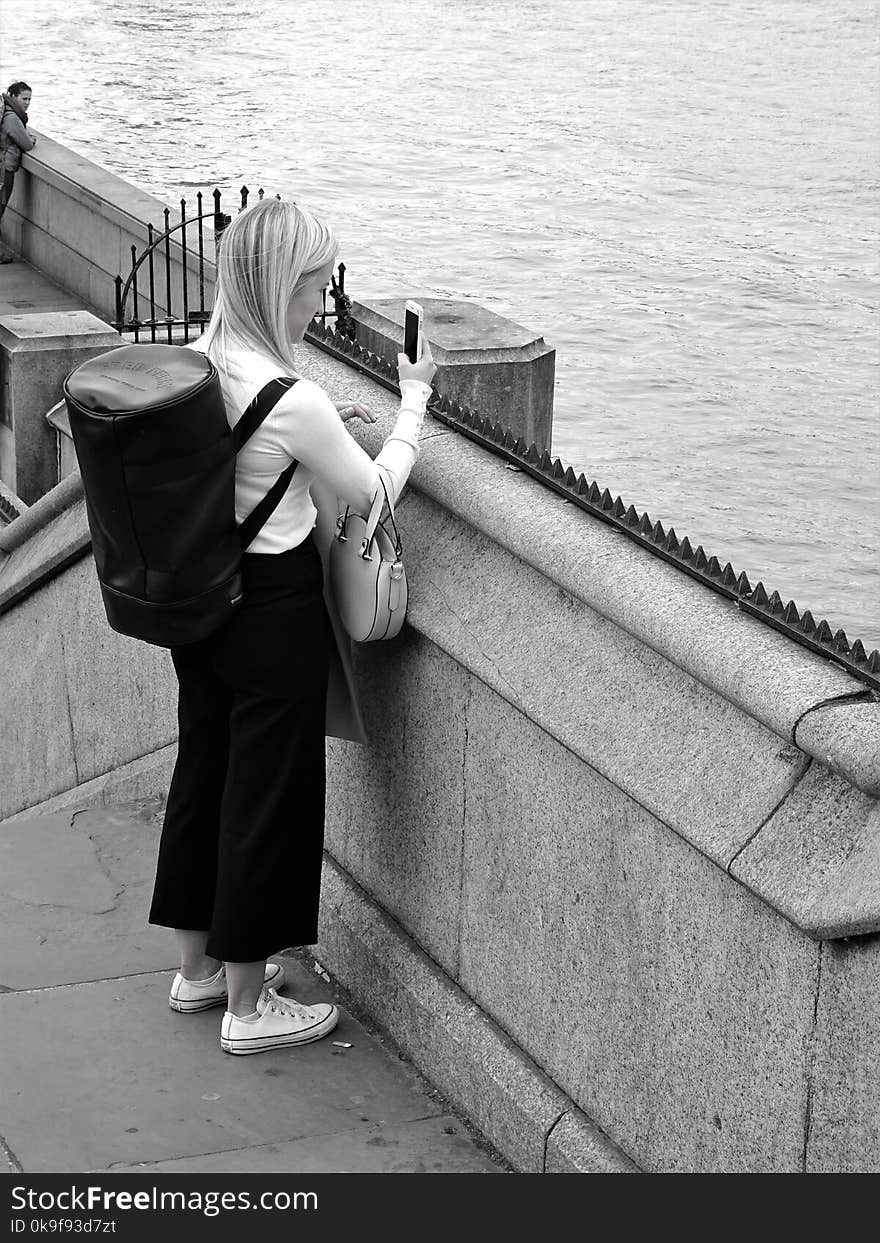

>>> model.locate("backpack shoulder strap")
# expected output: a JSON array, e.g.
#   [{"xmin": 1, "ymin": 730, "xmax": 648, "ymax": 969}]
[
  {"xmin": 232, "ymin": 376, "xmax": 298, "ymax": 452},
  {"xmin": 234, "ymin": 376, "xmax": 302, "ymax": 552}
]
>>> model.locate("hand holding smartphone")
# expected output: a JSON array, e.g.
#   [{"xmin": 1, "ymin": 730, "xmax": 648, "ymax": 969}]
[
  {"xmin": 403, "ymin": 300, "xmax": 424, "ymax": 364},
  {"xmin": 398, "ymin": 300, "xmax": 436, "ymax": 386}
]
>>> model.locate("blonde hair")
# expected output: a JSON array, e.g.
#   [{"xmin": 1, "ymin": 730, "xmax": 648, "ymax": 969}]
[{"xmin": 201, "ymin": 198, "xmax": 338, "ymax": 373}]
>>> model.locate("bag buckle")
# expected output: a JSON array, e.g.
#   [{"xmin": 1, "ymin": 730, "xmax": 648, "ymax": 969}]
[{"xmin": 389, "ymin": 561, "xmax": 404, "ymax": 611}]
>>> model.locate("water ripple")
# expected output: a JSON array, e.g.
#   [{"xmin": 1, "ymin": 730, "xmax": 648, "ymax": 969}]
[{"xmin": 2, "ymin": 0, "xmax": 877, "ymax": 645}]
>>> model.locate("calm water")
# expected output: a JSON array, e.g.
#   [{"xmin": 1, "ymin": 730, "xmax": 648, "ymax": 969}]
[{"xmin": 2, "ymin": 0, "xmax": 878, "ymax": 647}]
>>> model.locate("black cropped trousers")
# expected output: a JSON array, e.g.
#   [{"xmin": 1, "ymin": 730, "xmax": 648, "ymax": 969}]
[{"xmin": 149, "ymin": 539, "xmax": 331, "ymax": 963}]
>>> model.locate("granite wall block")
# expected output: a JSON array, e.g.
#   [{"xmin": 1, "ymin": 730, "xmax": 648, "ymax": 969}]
[
  {"xmin": 0, "ymin": 580, "xmax": 77, "ymax": 818},
  {"xmin": 58, "ymin": 558, "xmax": 178, "ymax": 784},
  {"xmin": 458, "ymin": 678, "xmax": 819, "ymax": 1172},
  {"xmin": 316, "ymin": 857, "xmax": 578, "ymax": 1173},
  {"xmin": 325, "ymin": 633, "xmax": 468, "ymax": 977},
  {"xmin": 807, "ymin": 934, "xmax": 880, "ymax": 1172},
  {"xmin": 401, "ymin": 492, "xmax": 807, "ymax": 868}
]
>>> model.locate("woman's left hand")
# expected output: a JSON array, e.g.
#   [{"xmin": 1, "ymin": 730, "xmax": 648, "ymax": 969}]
[{"xmin": 334, "ymin": 400, "xmax": 376, "ymax": 424}]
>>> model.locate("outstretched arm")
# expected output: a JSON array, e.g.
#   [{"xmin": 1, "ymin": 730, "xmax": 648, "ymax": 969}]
[{"xmin": 279, "ymin": 376, "xmax": 432, "ymax": 514}]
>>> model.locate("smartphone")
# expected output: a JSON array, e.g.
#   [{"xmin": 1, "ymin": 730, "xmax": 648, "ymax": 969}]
[{"xmin": 403, "ymin": 300, "xmax": 424, "ymax": 365}]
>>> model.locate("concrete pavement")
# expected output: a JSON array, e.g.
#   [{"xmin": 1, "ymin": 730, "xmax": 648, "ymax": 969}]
[
  {"xmin": 0, "ymin": 254, "xmax": 85, "ymax": 320},
  {"xmin": 0, "ymin": 798, "xmax": 509, "ymax": 1174}
]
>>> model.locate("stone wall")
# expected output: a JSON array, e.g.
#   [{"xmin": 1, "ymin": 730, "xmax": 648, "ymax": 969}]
[
  {"xmin": 2, "ymin": 133, "xmax": 213, "ymax": 326},
  {"xmin": 1, "ymin": 335, "xmax": 879, "ymax": 1172}
]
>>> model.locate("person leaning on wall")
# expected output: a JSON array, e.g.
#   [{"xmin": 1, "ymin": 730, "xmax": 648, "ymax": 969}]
[
  {"xmin": 0, "ymin": 81, "xmax": 36, "ymax": 264},
  {"xmin": 148, "ymin": 196, "xmax": 437, "ymax": 1056}
]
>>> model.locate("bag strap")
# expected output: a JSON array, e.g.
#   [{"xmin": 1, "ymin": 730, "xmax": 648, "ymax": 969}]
[
  {"xmin": 232, "ymin": 376, "xmax": 298, "ymax": 452},
  {"xmin": 234, "ymin": 376, "xmax": 301, "ymax": 552},
  {"xmin": 362, "ymin": 476, "xmax": 403, "ymax": 557}
]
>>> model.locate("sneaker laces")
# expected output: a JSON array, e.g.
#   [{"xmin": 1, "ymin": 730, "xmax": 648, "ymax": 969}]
[{"xmin": 262, "ymin": 989, "xmax": 315, "ymax": 1021}]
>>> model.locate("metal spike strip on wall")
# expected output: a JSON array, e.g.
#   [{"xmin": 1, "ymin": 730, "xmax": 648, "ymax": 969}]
[{"xmin": 303, "ymin": 318, "xmax": 880, "ymax": 692}]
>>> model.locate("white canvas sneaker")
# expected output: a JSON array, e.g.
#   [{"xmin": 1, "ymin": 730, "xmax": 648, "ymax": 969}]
[
  {"xmin": 220, "ymin": 987, "xmax": 339, "ymax": 1055},
  {"xmin": 169, "ymin": 962, "xmax": 285, "ymax": 1013}
]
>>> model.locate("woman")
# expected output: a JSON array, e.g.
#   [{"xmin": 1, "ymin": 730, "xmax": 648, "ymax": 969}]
[
  {"xmin": 148, "ymin": 198, "xmax": 435, "ymax": 1055},
  {"xmin": 0, "ymin": 81, "xmax": 36, "ymax": 263}
]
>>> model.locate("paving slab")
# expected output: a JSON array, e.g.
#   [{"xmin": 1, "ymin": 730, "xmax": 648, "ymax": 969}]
[
  {"xmin": 0, "ymin": 801, "xmax": 172, "ymax": 989},
  {"xmin": 0, "ymin": 800, "xmax": 507, "ymax": 1175},
  {"xmin": 0, "ymin": 256, "xmax": 84, "ymax": 319},
  {"xmin": 106, "ymin": 1115, "xmax": 502, "ymax": 1174},
  {"xmin": 0, "ymin": 966, "xmax": 449, "ymax": 1173}
]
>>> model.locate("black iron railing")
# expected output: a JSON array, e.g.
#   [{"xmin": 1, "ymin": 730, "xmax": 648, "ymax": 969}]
[{"xmin": 112, "ymin": 186, "xmax": 354, "ymax": 342}]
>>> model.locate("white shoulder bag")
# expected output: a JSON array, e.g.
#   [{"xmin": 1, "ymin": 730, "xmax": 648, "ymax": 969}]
[{"xmin": 328, "ymin": 477, "xmax": 408, "ymax": 642}]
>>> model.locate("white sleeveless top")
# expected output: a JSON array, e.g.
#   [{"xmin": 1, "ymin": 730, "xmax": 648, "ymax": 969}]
[{"xmin": 189, "ymin": 339, "xmax": 318, "ymax": 555}]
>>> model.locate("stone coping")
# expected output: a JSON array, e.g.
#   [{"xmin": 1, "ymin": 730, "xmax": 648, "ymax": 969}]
[
  {"xmin": 351, "ymin": 297, "xmax": 551, "ymax": 359},
  {"xmin": 2, "ymin": 338, "xmax": 876, "ymax": 802},
  {"xmin": 730, "ymin": 763, "xmax": 880, "ymax": 938},
  {"xmin": 0, "ymin": 478, "xmax": 26, "ymax": 525},
  {"xmin": 0, "ymin": 309, "xmax": 121, "ymax": 352},
  {"xmin": 22, "ymin": 134, "xmax": 217, "ymax": 248},
  {"xmin": 0, "ymin": 477, "xmax": 89, "ymax": 613},
  {"xmin": 16, "ymin": 135, "xmax": 216, "ymax": 291},
  {"xmin": 0, "ymin": 471, "xmax": 83, "ymax": 556},
  {"xmin": 295, "ymin": 341, "xmax": 877, "ymax": 797}
]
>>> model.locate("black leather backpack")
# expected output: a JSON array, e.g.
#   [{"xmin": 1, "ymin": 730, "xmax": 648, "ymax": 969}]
[{"xmin": 64, "ymin": 343, "xmax": 298, "ymax": 647}]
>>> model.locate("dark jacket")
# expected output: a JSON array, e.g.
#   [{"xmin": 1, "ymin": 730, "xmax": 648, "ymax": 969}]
[{"xmin": 1, "ymin": 96, "xmax": 35, "ymax": 172}]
